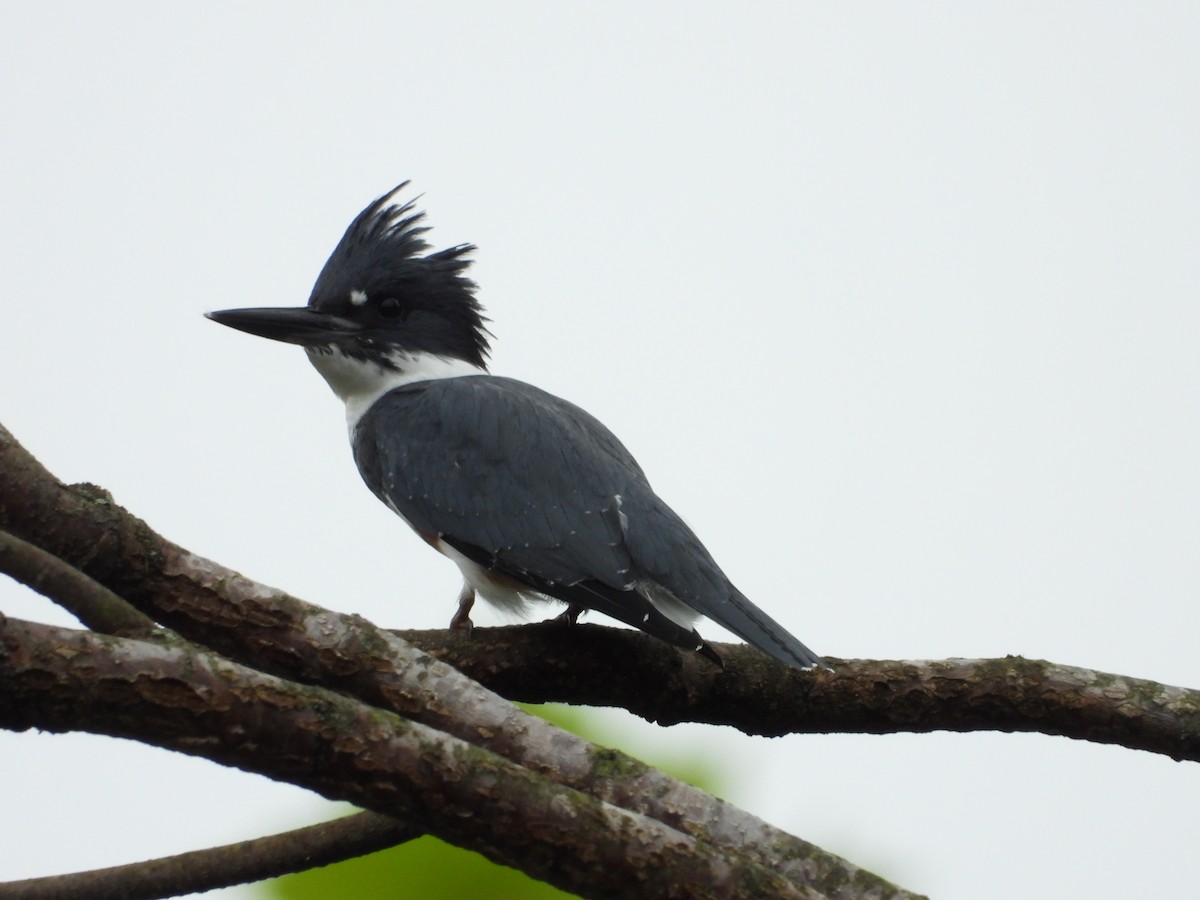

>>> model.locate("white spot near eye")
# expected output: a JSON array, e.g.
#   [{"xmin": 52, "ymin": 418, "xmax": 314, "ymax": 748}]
[{"xmin": 349, "ymin": 289, "xmax": 368, "ymax": 306}]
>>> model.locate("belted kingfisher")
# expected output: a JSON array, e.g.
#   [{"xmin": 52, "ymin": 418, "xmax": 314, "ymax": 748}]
[{"xmin": 207, "ymin": 184, "xmax": 823, "ymax": 669}]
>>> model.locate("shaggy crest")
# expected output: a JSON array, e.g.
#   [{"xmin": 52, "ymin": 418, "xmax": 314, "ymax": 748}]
[{"xmin": 307, "ymin": 182, "xmax": 491, "ymax": 368}]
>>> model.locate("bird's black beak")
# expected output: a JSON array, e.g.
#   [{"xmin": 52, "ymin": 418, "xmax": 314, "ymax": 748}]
[{"xmin": 205, "ymin": 307, "xmax": 360, "ymax": 347}]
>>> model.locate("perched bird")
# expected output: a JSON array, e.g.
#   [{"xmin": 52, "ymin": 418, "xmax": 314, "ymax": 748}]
[{"xmin": 208, "ymin": 184, "xmax": 823, "ymax": 669}]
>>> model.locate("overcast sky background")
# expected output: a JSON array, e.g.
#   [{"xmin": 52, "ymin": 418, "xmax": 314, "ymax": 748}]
[{"xmin": 2, "ymin": 4, "xmax": 1198, "ymax": 897}]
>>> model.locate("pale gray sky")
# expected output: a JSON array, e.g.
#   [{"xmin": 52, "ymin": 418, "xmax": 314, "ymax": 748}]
[{"xmin": 2, "ymin": 4, "xmax": 1197, "ymax": 897}]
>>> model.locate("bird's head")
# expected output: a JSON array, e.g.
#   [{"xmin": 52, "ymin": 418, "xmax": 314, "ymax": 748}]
[{"xmin": 208, "ymin": 183, "xmax": 491, "ymax": 414}]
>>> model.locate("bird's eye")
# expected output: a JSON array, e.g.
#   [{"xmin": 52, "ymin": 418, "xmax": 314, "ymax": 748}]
[{"xmin": 378, "ymin": 297, "xmax": 405, "ymax": 318}]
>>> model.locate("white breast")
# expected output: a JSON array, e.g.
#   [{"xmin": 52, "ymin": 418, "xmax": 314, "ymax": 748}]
[{"xmin": 304, "ymin": 346, "xmax": 486, "ymax": 436}]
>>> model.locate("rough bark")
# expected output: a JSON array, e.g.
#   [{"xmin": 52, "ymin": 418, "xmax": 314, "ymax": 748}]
[
  {"xmin": 0, "ymin": 422, "xmax": 917, "ymax": 899},
  {"xmin": 2, "ymin": 422, "xmax": 1195, "ymax": 764},
  {"xmin": 396, "ymin": 625, "xmax": 1200, "ymax": 761},
  {"xmin": 0, "ymin": 614, "xmax": 816, "ymax": 900},
  {"xmin": 4, "ymin": 414, "xmax": 1196, "ymax": 899}
]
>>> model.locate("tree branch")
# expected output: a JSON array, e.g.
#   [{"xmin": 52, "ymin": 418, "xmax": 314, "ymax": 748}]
[
  {"xmin": 0, "ymin": 528, "xmax": 158, "ymax": 638},
  {"xmin": 396, "ymin": 626, "xmax": 1200, "ymax": 762},
  {"xmin": 0, "ymin": 420, "xmax": 921, "ymax": 900},
  {"xmin": 0, "ymin": 811, "xmax": 418, "ymax": 900},
  {"xmin": 0, "ymin": 549, "xmax": 901, "ymax": 900},
  {"xmin": 0, "ymin": 614, "xmax": 817, "ymax": 900},
  {"xmin": 6, "ymin": 412, "xmax": 1192, "ymax": 898},
  {"xmin": 2, "ymin": 420, "xmax": 1196, "ymax": 765}
]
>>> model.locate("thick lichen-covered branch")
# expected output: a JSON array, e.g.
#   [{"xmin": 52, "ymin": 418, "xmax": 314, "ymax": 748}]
[
  {"xmin": 0, "ymin": 421, "xmax": 924, "ymax": 900},
  {"xmin": 0, "ymin": 614, "xmax": 816, "ymax": 900}
]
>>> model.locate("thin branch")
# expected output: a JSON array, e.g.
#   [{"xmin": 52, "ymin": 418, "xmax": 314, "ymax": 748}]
[
  {"xmin": 0, "ymin": 529, "xmax": 158, "ymax": 637},
  {"xmin": 0, "ymin": 811, "xmax": 417, "ymax": 900},
  {"xmin": 0, "ymin": 614, "xmax": 818, "ymax": 900}
]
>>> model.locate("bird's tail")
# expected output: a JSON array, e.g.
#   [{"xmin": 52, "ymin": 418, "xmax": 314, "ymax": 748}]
[
  {"xmin": 559, "ymin": 579, "xmax": 725, "ymax": 667},
  {"xmin": 709, "ymin": 587, "xmax": 827, "ymax": 669}
]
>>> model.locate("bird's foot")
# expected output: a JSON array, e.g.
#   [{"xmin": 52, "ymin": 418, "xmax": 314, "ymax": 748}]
[
  {"xmin": 554, "ymin": 603, "xmax": 585, "ymax": 626},
  {"xmin": 449, "ymin": 585, "xmax": 476, "ymax": 634}
]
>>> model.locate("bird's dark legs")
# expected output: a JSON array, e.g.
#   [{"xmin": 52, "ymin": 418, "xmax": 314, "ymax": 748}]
[
  {"xmin": 450, "ymin": 582, "xmax": 475, "ymax": 632},
  {"xmin": 555, "ymin": 603, "xmax": 585, "ymax": 626}
]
